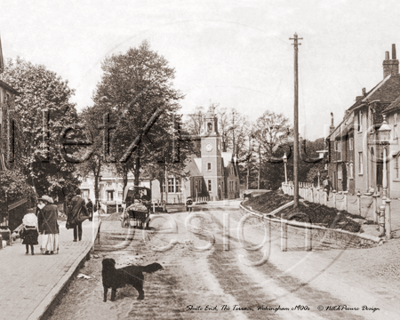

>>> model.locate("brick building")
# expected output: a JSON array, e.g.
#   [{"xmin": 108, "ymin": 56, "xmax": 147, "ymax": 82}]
[{"xmin": 327, "ymin": 44, "xmax": 400, "ymax": 197}]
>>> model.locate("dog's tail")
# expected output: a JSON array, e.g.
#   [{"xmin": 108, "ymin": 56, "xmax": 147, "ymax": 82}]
[{"xmin": 136, "ymin": 263, "xmax": 163, "ymax": 273}]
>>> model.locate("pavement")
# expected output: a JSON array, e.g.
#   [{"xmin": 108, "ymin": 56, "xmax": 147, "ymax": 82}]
[
  {"xmin": 0, "ymin": 213, "xmax": 101, "ymax": 320},
  {"xmin": 326, "ymin": 192, "xmax": 400, "ymax": 239}
]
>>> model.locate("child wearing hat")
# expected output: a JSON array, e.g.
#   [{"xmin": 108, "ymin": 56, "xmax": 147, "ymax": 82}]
[{"xmin": 20, "ymin": 210, "xmax": 39, "ymax": 255}]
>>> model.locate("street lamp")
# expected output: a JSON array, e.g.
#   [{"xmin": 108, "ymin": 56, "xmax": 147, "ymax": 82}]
[
  {"xmin": 283, "ymin": 152, "xmax": 288, "ymax": 184},
  {"xmin": 317, "ymin": 170, "xmax": 320, "ymax": 188},
  {"xmin": 378, "ymin": 115, "xmax": 391, "ymax": 198}
]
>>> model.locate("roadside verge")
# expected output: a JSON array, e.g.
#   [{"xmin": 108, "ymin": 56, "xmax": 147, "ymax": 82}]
[{"xmin": 239, "ymin": 202, "xmax": 383, "ymax": 249}]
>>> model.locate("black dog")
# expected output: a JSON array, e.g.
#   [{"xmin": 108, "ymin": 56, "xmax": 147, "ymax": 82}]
[{"xmin": 102, "ymin": 258, "xmax": 163, "ymax": 302}]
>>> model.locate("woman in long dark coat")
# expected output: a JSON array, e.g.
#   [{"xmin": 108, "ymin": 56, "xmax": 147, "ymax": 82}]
[{"xmin": 37, "ymin": 195, "xmax": 59, "ymax": 254}]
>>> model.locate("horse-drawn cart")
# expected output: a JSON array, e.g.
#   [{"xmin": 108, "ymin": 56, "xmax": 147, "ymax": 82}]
[
  {"xmin": 121, "ymin": 203, "xmax": 149, "ymax": 228},
  {"xmin": 121, "ymin": 186, "xmax": 151, "ymax": 229}
]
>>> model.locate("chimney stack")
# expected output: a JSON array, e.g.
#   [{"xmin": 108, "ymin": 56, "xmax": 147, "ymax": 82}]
[
  {"xmin": 362, "ymin": 87, "xmax": 366, "ymax": 96},
  {"xmin": 330, "ymin": 112, "xmax": 335, "ymax": 134},
  {"xmin": 393, "ymin": 44, "xmax": 397, "ymax": 60},
  {"xmin": 383, "ymin": 44, "xmax": 399, "ymax": 78}
]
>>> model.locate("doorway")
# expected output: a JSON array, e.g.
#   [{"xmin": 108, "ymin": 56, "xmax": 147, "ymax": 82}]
[{"xmin": 377, "ymin": 162, "xmax": 383, "ymax": 191}]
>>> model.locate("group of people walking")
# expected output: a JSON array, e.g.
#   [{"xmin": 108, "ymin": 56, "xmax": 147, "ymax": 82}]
[{"xmin": 20, "ymin": 188, "xmax": 93, "ymax": 255}]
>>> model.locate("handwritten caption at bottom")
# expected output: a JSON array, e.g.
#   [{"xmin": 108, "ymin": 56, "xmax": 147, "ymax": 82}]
[
  {"xmin": 186, "ymin": 305, "xmax": 380, "ymax": 313},
  {"xmin": 186, "ymin": 305, "xmax": 309, "ymax": 312}
]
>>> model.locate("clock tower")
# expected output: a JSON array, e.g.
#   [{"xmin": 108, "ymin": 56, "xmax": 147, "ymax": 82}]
[{"xmin": 201, "ymin": 106, "xmax": 224, "ymax": 200}]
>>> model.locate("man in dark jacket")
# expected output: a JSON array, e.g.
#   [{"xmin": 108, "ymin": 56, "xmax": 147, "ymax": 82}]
[
  {"xmin": 323, "ymin": 176, "xmax": 332, "ymax": 200},
  {"xmin": 86, "ymin": 198, "xmax": 93, "ymax": 221},
  {"xmin": 68, "ymin": 188, "xmax": 88, "ymax": 242}
]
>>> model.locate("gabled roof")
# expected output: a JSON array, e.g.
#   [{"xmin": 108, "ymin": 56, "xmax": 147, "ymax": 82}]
[
  {"xmin": 328, "ymin": 74, "xmax": 400, "ymax": 139},
  {"xmin": 221, "ymin": 152, "xmax": 233, "ymax": 167},
  {"xmin": 349, "ymin": 75, "xmax": 390, "ymax": 110},
  {"xmin": 383, "ymin": 93, "xmax": 400, "ymax": 114},
  {"xmin": 186, "ymin": 155, "xmax": 202, "ymax": 177}
]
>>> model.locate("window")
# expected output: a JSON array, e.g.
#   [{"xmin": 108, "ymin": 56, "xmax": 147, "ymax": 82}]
[
  {"xmin": 162, "ymin": 177, "xmax": 183, "ymax": 193},
  {"xmin": 208, "ymin": 180, "xmax": 212, "ymax": 191},
  {"xmin": 396, "ymin": 155, "xmax": 400, "ymax": 179},
  {"xmin": 338, "ymin": 165, "xmax": 342, "ymax": 180},
  {"xmin": 349, "ymin": 138, "xmax": 353, "ymax": 151},
  {"xmin": 358, "ymin": 111, "xmax": 363, "ymax": 132},
  {"xmin": 168, "ymin": 178, "xmax": 174, "ymax": 193},
  {"xmin": 334, "ymin": 140, "xmax": 341, "ymax": 152},
  {"xmin": 358, "ymin": 152, "xmax": 363, "ymax": 174},
  {"xmin": 207, "ymin": 163, "xmax": 211, "ymax": 171},
  {"xmin": 235, "ymin": 181, "xmax": 238, "ymax": 191},
  {"xmin": 194, "ymin": 179, "xmax": 202, "ymax": 193},
  {"xmin": 349, "ymin": 162, "xmax": 354, "ymax": 179},
  {"xmin": 175, "ymin": 178, "xmax": 181, "ymax": 193},
  {"xmin": 107, "ymin": 191, "xmax": 114, "ymax": 201}
]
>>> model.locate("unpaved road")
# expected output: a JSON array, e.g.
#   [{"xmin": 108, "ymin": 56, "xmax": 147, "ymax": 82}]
[{"xmin": 48, "ymin": 203, "xmax": 400, "ymax": 319}]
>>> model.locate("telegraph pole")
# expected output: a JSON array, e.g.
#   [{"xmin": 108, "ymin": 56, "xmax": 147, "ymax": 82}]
[{"xmin": 290, "ymin": 33, "xmax": 302, "ymax": 209}]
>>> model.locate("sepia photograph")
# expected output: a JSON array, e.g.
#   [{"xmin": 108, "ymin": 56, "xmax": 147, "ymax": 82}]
[{"xmin": 0, "ymin": 1, "xmax": 399, "ymax": 319}]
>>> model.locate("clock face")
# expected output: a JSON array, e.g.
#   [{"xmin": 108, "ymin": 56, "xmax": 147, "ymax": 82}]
[{"xmin": 206, "ymin": 143, "xmax": 213, "ymax": 152}]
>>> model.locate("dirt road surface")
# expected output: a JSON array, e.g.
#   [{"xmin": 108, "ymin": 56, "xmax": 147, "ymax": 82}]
[{"xmin": 48, "ymin": 202, "xmax": 400, "ymax": 320}]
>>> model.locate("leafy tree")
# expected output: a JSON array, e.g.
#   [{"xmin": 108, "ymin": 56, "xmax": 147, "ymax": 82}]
[
  {"xmin": 254, "ymin": 110, "xmax": 292, "ymax": 157},
  {"xmin": 0, "ymin": 58, "xmax": 79, "ymax": 198},
  {"xmin": 75, "ymin": 105, "xmax": 109, "ymax": 203},
  {"xmin": 252, "ymin": 110, "xmax": 293, "ymax": 189},
  {"xmin": 92, "ymin": 40, "xmax": 190, "ymax": 191}
]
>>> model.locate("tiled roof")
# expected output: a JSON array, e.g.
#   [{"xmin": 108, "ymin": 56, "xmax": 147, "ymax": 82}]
[
  {"xmin": 329, "ymin": 74, "xmax": 400, "ymax": 138},
  {"xmin": 383, "ymin": 93, "xmax": 400, "ymax": 114},
  {"xmin": 221, "ymin": 152, "xmax": 233, "ymax": 167},
  {"xmin": 185, "ymin": 155, "xmax": 202, "ymax": 177}
]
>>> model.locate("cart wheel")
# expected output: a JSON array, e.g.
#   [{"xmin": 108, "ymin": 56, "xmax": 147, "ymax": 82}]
[
  {"xmin": 121, "ymin": 212, "xmax": 130, "ymax": 228},
  {"xmin": 121, "ymin": 217, "xmax": 127, "ymax": 228}
]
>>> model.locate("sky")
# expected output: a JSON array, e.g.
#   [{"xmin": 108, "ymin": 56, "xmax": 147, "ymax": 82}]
[{"xmin": 1, "ymin": 0, "xmax": 400, "ymax": 140}]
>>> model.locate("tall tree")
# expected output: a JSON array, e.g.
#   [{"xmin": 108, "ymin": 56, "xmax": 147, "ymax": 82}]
[
  {"xmin": 253, "ymin": 110, "xmax": 293, "ymax": 189},
  {"xmin": 0, "ymin": 58, "xmax": 79, "ymax": 198},
  {"xmin": 92, "ymin": 41, "xmax": 189, "ymax": 189},
  {"xmin": 76, "ymin": 105, "xmax": 110, "ymax": 204},
  {"xmin": 254, "ymin": 110, "xmax": 292, "ymax": 157}
]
